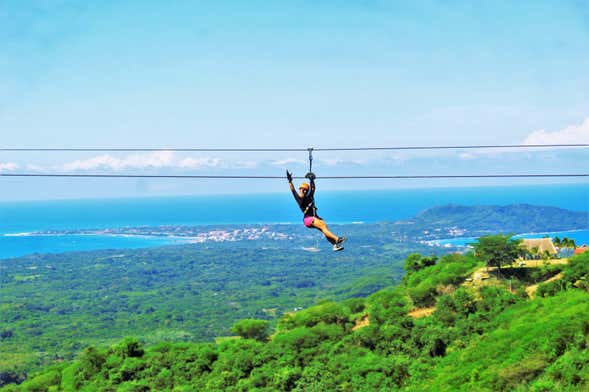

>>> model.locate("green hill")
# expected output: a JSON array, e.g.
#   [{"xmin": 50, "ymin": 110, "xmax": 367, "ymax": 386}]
[
  {"xmin": 394, "ymin": 204, "xmax": 589, "ymax": 240},
  {"xmin": 4, "ymin": 249, "xmax": 588, "ymax": 391}
]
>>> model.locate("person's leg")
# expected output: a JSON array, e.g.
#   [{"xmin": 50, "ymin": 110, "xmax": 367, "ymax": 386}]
[{"xmin": 311, "ymin": 218, "xmax": 339, "ymax": 244}]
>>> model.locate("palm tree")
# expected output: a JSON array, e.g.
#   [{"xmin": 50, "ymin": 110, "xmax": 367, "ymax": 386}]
[
  {"xmin": 530, "ymin": 246, "xmax": 540, "ymax": 260},
  {"xmin": 553, "ymin": 236, "xmax": 563, "ymax": 257},
  {"xmin": 518, "ymin": 243, "xmax": 530, "ymax": 260},
  {"xmin": 566, "ymin": 238, "xmax": 577, "ymax": 256},
  {"xmin": 560, "ymin": 237, "xmax": 577, "ymax": 257}
]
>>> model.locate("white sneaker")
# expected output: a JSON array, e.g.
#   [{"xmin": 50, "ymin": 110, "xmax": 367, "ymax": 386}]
[{"xmin": 333, "ymin": 244, "xmax": 344, "ymax": 252}]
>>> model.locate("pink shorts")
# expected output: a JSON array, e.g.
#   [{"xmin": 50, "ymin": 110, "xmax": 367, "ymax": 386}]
[{"xmin": 303, "ymin": 216, "xmax": 315, "ymax": 228}]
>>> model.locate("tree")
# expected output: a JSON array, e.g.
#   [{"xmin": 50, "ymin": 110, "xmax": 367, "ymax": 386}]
[
  {"xmin": 561, "ymin": 237, "xmax": 577, "ymax": 257},
  {"xmin": 529, "ymin": 246, "xmax": 540, "ymax": 260},
  {"xmin": 404, "ymin": 253, "xmax": 437, "ymax": 274},
  {"xmin": 473, "ymin": 235, "xmax": 521, "ymax": 273},
  {"xmin": 404, "ymin": 253, "xmax": 422, "ymax": 273},
  {"xmin": 232, "ymin": 319, "xmax": 269, "ymax": 341},
  {"xmin": 553, "ymin": 236, "xmax": 561, "ymax": 256}
]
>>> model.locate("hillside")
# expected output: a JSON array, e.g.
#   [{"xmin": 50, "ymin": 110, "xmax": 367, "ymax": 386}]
[
  {"xmin": 393, "ymin": 204, "xmax": 589, "ymax": 240},
  {"xmin": 5, "ymin": 250, "xmax": 588, "ymax": 391},
  {"xmin": 0, "ymin": 230, "xmax": 434, "ymax": 384},
  {"xmin": 1, "ymin": 203, "xmax": 587, "ymax": 387}
]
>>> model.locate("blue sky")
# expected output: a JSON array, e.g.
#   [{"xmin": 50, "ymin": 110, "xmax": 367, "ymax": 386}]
[{"xmin": 0, "ymin": 1, "xmax": 588, "ymax": 200}]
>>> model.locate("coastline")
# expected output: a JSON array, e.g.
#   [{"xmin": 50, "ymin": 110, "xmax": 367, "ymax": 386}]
[
  {"xmin": 432, "ymin": 228, "xmax": 589, "ymax": 248},
  {"xmin": 2, "ymin": 223, "xmax": 588, "ymax": 261}
]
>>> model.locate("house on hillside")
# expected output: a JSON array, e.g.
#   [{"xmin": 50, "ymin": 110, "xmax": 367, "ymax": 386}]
[
  {"xmin": 574, "ymin": 245, "xmax": 589, "ymax": 256},
  {"xmin": 520, "ymin": 238, "xmax": 557, "ymax": 259}
]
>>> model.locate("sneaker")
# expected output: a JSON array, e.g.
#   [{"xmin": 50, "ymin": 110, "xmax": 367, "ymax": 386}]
[
  {"xmin": 336, "ymin": 237, "xmax": 347, "ymax": 245},
  {"xmin": 333, "ymin": 244, "xmax": 344, "ymax": 252}
]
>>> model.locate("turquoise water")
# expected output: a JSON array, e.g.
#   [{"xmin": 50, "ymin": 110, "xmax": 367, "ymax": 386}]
[
  {"xmin": 0, "ymin": 184, "xmax": 587, "ymax": 259},
  {"xmin": 435, "ymin": 229, "xmax": 589, "ymax": 248},
  {"xmin": 0, "ymin": 234, "xmax": 186, "ymax": 259}
]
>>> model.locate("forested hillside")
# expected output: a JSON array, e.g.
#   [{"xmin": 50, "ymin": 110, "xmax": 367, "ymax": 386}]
[
  {"xmin": 5, "ymin": 250, "xmax": 588, "ymax": 391},
  {"xmin": 0, "ymin": 237, "xmax": 427, "ymax": 384},
  {"xmin": 395, "ymin": 204, "xmax": 589, "ymax": 240},
  {"xmin": 2, "ymin": 204, "xmax": 587, "ymax": 389}
]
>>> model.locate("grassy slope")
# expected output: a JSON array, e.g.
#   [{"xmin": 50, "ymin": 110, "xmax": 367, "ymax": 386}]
[
  {"xmin": 404, "ymin": 253, "xmax": 482, "ymax": 307},
  {"xmin": 4, "ymin": 252, "xmax": 589, "ymax": 391},
  {"xmin": 423, "ymin": 290, "xmax": 589, "ymax": 391}
]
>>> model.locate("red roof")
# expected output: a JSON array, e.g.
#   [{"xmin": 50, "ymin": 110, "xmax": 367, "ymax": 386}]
[{"xmin": 574, "ymin": 246, "xmax": 589, "ymax": 255}]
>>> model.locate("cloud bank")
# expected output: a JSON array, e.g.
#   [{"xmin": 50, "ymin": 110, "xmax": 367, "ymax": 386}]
[
  {"xmin": 22, "ymin": 152, "xmax": 260, "ymax": 173},
  {"xmin": 457, "ymin": 117, "xmax": 589, "ymax": 160},
  {"xmin": 524, "ymin": 117, "xmax": 589, "ymax": 145},
  {"xmin": 59, "ymin": 152, "xmax": 221, "ymax": 172},
  {"xmin": 0, "ymin": 162, "xmax": 19, "ymax": 172}
]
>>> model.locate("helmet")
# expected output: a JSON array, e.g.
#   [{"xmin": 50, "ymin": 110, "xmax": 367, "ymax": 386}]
[{"xmin": 299, "ymin": 182, "xmax": 310, "ymax": 190}]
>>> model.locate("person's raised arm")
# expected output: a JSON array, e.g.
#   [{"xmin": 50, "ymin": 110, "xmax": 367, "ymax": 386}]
[{"xmin": 287, "ymin": 170, "xmax": 301, "ymax": 202}]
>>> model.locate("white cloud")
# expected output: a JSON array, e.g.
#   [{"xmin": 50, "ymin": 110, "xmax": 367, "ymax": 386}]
[
  {"xmin": 234, "ymin": 160, "xmax": 258, "ymax": 169},
  {"xmin": 22, "ymin": 152, "xmax": 227, "ymax": 172},
  {"xmin": 270, "ymin": 157, "xmax": 365, "ymax": 169},
  {"xmin": 0, "ymin": 162, "xmax": 18, "ymax": 172},
  {"xmin": 387, "ymin": 152, "xmax": 411, "ymax": 162},
  {"xmin": 26, "ymin": 164, "xmax": 46, "ymax": 171},
  {"xmin": 524, "ymin": 117, "xmax": 589, "ymax": 145},
  {"xmin": 458, "ymin": 152, "xmax": 476, "ymax": 160},
  {"xmin": 320, "ymin": 158, "xmax": 342, "ymax": 167},
  {"xmin": 319, "ymin": 158, "xmax": 364, "ymax": 167},
  {"xmin": 178, "ymin": 157, "xmax": 221, "ymax": 169},
  {"xmin": 61, "ymin": 151, "xmax": 175, "ymax": 171},
  {"xmin": 270, "ymin": 158, "xmax": 306, "ymax": 166},
  {"xmin": 455, "ymin": 117, "xmax": 589, "ymax": 161}
]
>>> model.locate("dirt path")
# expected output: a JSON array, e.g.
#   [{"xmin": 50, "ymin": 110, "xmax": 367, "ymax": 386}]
[
  {"xmin": 352, "ymin": 314, "xmax": 370, "ymax": 331},
  {"xmin": 404, "ymin": 258, "xmax": 569, "ymax": 318},
  {"xmin": 408, "ymin": 307, "xmax": 436, "ymax": 319},
  {"xmin": 525, "ymin": 273, "xmax": 563, "ymax": 298}
]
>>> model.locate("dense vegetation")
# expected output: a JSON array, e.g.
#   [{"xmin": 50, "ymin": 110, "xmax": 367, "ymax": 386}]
[
  {"xmin": 2, "ymin": 203, "xmax": 587, "ymax": 389},
  {"xmin": 5, "ymin": 248, "xmax": 588, "ymax": 391},
  {"xmin": 0, "ymin": 226, "xmax": 434, "ymax": 383}
]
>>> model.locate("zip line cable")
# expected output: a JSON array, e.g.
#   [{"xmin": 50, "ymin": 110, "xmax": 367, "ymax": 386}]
[
  {"xmin": 1, "ymin": 143, "xmax": 588, "ymax": 152},
  {"xmin": 1, "ymin": 144, "xmax": 587, "ymax": 180},
  {"xmin": 316, "ymin": 144, "xmax": 589, "ymax": 152},
  {"xmin": 1, "ymin": 173, "xmax": 587, "ymax": 179}
]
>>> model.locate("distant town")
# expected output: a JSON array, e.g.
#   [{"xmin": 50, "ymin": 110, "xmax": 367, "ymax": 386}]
[{"xmin": 34, "ymin": 225, "xmax": 293, "ymax": 244}]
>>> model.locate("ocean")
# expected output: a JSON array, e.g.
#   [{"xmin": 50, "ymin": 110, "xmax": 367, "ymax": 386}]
[
  {"xmin": 435, "ymin": 230, "xmax": 589, "ymax": 248},
  {"xmin": 1, "ymin": 183, "xmax": 587, "ymax": 259}
]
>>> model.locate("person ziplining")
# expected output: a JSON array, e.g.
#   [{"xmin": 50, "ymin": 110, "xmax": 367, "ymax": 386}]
[{"xmin": 287, "ymin": 170, "xmax": 347, "ymax": 251}]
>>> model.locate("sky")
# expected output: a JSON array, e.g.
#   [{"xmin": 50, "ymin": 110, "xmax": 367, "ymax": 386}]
[{"xmin": 0, "ymin": 0, "xmax": 588, "ymax": 200}]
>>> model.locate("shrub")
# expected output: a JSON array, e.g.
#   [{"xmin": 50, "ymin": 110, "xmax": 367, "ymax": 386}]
[
  {"xmin": 77, "ymin": 347, "xmax": 106, "ymax": 383},
  {"xmin": 113, "ymin": 338, "xmax": 145, "ymax": 359},
  {"xmin": 544, "ymin": 347, "xmax": 589, "ymax": 387},
  {"xmin": 278, "ymin": 302, "xmax": 351, "ymax": 331},
  {"xmin": 342, "ymin": 297, "xmax": 366, "ymax": 314},
  {"xmin": 232, "ymin": 319, "xmax": 269, "ymax": 341},
  {"xmin": 405, "ymin": 254, "xmax": 481, "ymax": 307},
  {"xmin": 537, "ymin": 252, "xmax": 589, "ymax": 297},
  {"xmin": 404, "ymin": 253, "xmax": 437, "ymax": 274},
  {"xmin": 18, "ymin": 370, "xmax": 61, "ymax": 392}
]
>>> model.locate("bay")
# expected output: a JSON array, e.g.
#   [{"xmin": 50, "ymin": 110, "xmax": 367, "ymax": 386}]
[
  {"xmin": 0, "ymin": 183, "xmax": 587, "ymax": 259},
  {"xmin": 0, "ymin": 234, "xmax": 186, "ymax": 260}
]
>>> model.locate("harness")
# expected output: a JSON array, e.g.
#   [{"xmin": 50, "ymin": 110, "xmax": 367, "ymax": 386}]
[{"xmin": 303, "ymin": 202, "xmax": 315, "ymax": 216}]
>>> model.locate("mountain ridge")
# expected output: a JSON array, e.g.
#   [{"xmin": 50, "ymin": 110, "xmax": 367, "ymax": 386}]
[{"xmin": 392, "ymin": 203, "xmax": 588, "ymax": 241}]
